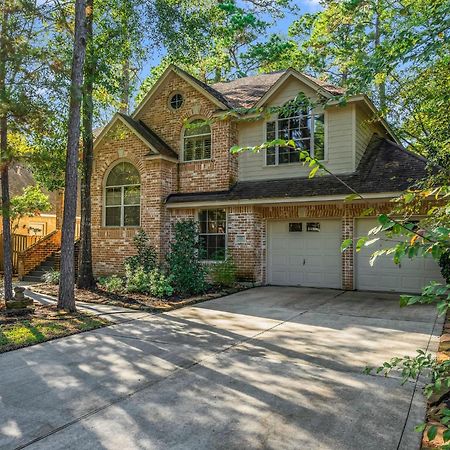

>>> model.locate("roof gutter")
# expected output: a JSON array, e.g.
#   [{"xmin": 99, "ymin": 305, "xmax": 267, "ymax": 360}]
[{"xmin": 165, "ymin": 191, "xmax": 401, "ymax": 209}]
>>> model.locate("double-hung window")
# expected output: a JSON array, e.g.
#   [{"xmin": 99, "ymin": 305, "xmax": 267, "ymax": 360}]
[
  {"xmin": 198, "ymin": 209, "xmax": 226, "ymax": 261},
  {"xmin": 183, "ymin": 119, "xmax": 212, "ymax": 162},
  {"xmin": 266, "ymin": 106, "xmax": 325, "ymax": 165}
]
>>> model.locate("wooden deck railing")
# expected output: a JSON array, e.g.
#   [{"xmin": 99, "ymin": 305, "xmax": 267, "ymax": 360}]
[{"xmin": 0, "ymin": 234, "xmax": 41, "ymax": 273}]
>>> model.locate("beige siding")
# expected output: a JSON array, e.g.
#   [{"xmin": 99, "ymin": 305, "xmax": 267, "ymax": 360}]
[
  {"xmin": 238, "ymin": 89, "xmax": 355, "ymax": 181},
  {"xmin": 354, "ymin": 106, "xmax": 385, "ymax": 168}
]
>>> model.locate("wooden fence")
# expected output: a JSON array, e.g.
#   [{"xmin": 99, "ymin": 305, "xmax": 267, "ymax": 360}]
[{"xmin": 0, "ymin": 234, "xmax": 42, "ymax": 273}]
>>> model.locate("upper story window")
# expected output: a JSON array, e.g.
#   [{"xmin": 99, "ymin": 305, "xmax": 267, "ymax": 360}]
[
  {"xmin": 183, "ymin": 119, "xmax": 212, "ymax": 162},
  {"xmin": 104, "ymin": 162, "xmax": 140, "ymax": 227},
  {"xmin": 266, "ymin": 105, "xmax": 325, "ymax": 165},
  {"xmin": 198, "ymin": 209, "xmax": 226, "ymax": 261}
]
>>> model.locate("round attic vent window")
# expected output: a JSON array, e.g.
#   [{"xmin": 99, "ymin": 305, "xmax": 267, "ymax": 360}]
[{"xmin": 169, "ymin": 93, "xmax": 184, "ymax": 110}]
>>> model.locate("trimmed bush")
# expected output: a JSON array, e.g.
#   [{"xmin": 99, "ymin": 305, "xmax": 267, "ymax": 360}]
[
  {"xmin": 167, "ymin": 219, "xmax": 207, "ymax": 296},
  {"xmin": 209, "ymin": 258, "xmax": 237, "ymax": 288}
]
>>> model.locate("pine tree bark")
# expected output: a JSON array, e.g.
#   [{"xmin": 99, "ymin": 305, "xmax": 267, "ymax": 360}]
[
  {"xmin": 77, "ymin": 0, "xmax": 95, "ymax": 289},
  {"xmin": 0, "ymin": 1, "xmax": 13, "ymax": 302},
  {"xmin": 58, "ymin": 0, "xmax": 87, "ymax": 311}
]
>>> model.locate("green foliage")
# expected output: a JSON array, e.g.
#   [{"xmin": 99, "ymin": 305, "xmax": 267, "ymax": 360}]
[
  {"xmin": 124, "ymin": 264, "xmax": 174, "ymax": 298},
  {"xmin": 400, "ymin": 282, "xmax": 450, "ymax": 316},
  {"xmin": 124, "ymin": 229, "xmax": 157, "ymax": 272},
  {"xmin": 440, "ymin": 251, "xmax": 450, "ymax": 284},
  {"xmin": 209, "ymin": 258, "xmax": 237, "ymax": 288},
  {"xmin": 148, "ymin": 269, "xmax": 174, "ymax": 298},
  {"xmin": 125, "ymin": 264, "xmax": 151, "ymax": 294},
  {"xmin": 167, "ymin": 219, "xmax": 207, "ymax": 296},
  {"xmin": 42, "ymin": 270, "xmax": 60, "ymax": 285},
  {"xmin": 8, "ymin": 185, "xmax": 52, "ymax": 224},
  {"xmin": 98, "ymin": 275, "xmax": 125, "ymax": 293}
]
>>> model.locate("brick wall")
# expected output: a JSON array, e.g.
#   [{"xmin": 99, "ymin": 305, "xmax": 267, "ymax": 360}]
[
  {"xmin": 91, "ymin": 121, "xmax": 178, "ymax": 276},
  {"xmin": 91, "ymin": 70, "xmax": 239, "ymax": 276},
  {"xmin": 135, "ymin": 71, "xmax": 238, "ymax": 193}
]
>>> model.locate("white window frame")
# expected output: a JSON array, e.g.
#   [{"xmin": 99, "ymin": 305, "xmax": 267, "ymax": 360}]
[
  {"xmin": 104, "ymin": 162, "xmax": 141, "ymax": 228},
  {"xmin": 182, "ymin": 120, "xmax": 212, "ymax": 163},
  {"xmin": 265, "ymin": 110, "xmax": 325, "ymax": 166},
  {"xmin": 197, "ymin": 209, "xmax": 228, "ymax": 262}
]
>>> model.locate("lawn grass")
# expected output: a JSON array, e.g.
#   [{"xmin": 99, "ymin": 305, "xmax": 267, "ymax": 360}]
[{"xmin": 0, "ymin": 304, "xmax": 109, "ymax": 353}]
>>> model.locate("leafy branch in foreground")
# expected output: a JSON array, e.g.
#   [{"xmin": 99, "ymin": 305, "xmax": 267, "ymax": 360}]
[{"xmin": 366, "ymin": 349, "xmax": 450, "ymax": 448}]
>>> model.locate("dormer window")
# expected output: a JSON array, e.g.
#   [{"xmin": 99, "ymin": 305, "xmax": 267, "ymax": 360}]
[
  {"xmin": 183, "ymin": 119, "xmax": 212, "ymax": 162},
  {"xmin": 266, "ymin": 107, "xmax": 325, "ymax": 165}
]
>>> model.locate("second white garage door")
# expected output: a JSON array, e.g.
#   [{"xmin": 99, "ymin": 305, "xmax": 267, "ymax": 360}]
[
  {"xmin": 268, "ymin": 219, "xmax": 342, "ymax": 288},
  {"xmin": 356, "ymin": 219, "xmax": 444, "ymax": 293}
]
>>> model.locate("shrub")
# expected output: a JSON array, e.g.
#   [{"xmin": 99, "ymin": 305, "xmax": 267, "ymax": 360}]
[
  {"xmin": 439, "ymin": 250, "xmax": 450, "ymax": 283},
  {"xmin": 125, "ymin": 264, "xmax": 151, "ymax": 294},
  {"xmin": 209, "ymin": 258, "xmax": 237, "ymax": 288},
  {"xmin": 125, "ymin": 229, "xmax": 157, "ymax": 272},
  {"xmin": 167, "ymin": 219, "xmax": 207, "ymax": 296},
  {"xmin": 149, "ymin": 268, "xmax": 174, "ymax": 298},
  {"xmin": 98, "ymin": 275, "xmax": 124, "ymax": 293},
  {"xmin": 42, "ymin": 269, "xmax": 60, "ymax": 285}
]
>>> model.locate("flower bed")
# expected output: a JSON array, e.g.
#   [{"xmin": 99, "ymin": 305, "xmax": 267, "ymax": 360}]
[{"xmin": 30, "ymin": 284, "xmax": 248, "ymax": 313}]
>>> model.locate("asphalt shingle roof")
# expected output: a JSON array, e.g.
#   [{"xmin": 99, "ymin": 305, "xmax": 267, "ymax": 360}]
[
  {"xmin": 118, "ymin": 113, "xmax": 178, "ymax": 159},
  {"xmin": 166, "ymin": 136, "xmax": 429, "ymax": 204},
  {"xmin": 211, "ymin": 70, "xmax": 345, "ymax": 109}
]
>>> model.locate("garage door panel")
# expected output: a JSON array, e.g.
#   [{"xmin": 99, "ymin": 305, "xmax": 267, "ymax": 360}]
[
  {"xmin": 356, "ymin": 219, "xmax": 443, "ymax": 293},
  {"xmin": 268, "ymin": 220, "xmax": 341, "ymax": 289}
]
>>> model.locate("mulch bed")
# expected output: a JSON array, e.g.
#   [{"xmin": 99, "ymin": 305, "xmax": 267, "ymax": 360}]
[
  {"xmin": 0, "ymin": 302, "xmax": 109, "ymax": 353},
  {"xmin": 30, "ymin": 283, "xmax": 249, "ymax": 313}
]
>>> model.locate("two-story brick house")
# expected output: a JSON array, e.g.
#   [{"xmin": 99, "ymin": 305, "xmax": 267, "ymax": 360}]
[{"xmin": 92, "ymin": 65, "xmax": 442, "ymax": 293}]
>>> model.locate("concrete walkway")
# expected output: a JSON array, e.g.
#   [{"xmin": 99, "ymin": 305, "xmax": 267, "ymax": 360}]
[{"xmin": 0, "ymin": 287, "xmax": 442, "ymax": 450}]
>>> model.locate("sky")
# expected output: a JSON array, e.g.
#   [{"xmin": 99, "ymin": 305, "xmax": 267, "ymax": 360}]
[{"xmin": 136, "ymin": 0, "xmax": 322, "ymax": 88}]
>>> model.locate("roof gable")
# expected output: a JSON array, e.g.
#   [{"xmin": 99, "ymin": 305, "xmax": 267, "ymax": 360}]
[
  {"xmin": 211, "ymin": 69, "xmax": 345, "ymax": 109},
  {"xmin": 94, "ymin": 113, "xmax": 177, "ymax": 160},
  {"xmin": 132, "ymin": 65, "xmax": 231, "ymax": 118}
]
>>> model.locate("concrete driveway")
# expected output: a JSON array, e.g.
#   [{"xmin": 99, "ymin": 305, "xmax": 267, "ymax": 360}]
[{"xmin": 0, "ymin": 287, "xmax": 442, "ymax": 450}]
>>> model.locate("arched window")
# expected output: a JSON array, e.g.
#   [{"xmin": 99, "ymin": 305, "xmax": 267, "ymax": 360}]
[
  {"xmin": 183, "ymin": 119, "xmax": 212, "ymax": 162},
  {"xmin": 266, "ymin": 100, "xmax": 325, "ymax": 165},
  {"xmin": 104, "ymin": 162, "xmax": 140, "ymax": 227}
]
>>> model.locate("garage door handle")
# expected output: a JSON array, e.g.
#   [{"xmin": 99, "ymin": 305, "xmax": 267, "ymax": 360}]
[{"xmin": 303, "ymin": 258, "xmax": 306, "ymax": 266}]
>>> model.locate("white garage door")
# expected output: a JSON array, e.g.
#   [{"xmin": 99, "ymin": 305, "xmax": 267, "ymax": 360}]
[
  {"xmin": 356, "ymin": 219, "xmax": 444, "ymax": 293},
  {"xmin": 268, "ymin": 220, "xmax": 342, "ymax": 288}
]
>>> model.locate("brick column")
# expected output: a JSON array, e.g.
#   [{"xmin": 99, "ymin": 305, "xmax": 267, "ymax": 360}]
[
  {"xmin": 342, "ymin": 214, "xmax": 354, "ymax": 290},
  {"xmin": 227, "ymin": 206, "xmax": 263, "ymax": 283}
]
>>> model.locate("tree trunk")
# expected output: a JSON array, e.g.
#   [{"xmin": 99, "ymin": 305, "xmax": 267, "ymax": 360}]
[
  {"xmin": 58, "ymin": 0, "xmax": 87, "ymax": 311},
  {"xmin": 77, "ymin": 0, "xmax": 95, "ymax": 289},
  {"xmin": 0, "ymin": 1, "xmax": 13, "ymax": 302},
  {"xmin": 0, "ymin": 120, "xmax": 13, "ymax": 302}
]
